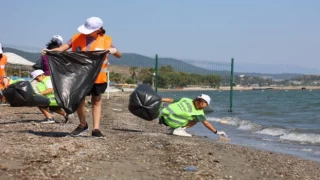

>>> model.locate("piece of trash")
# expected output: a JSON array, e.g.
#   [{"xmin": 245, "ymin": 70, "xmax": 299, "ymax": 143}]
[
  {"xmin": 184, "ymin": 166, "xmax": 197, "ymax": 172},
  {"xmin": 111, "ymin": 108, "xmax": 122, "ymax": 111},
  {"xmin": 218, "ymin": 136, "xmax": 231, "ymax": 143},
  {"xmin": 220, "ymin": 120, "xmax": 228, "ymax": 124}
]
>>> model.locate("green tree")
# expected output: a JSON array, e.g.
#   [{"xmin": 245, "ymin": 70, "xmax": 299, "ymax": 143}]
[
  {"xmin": 109, "ymin": 72, "xmax": 125, "ymax": 83},
  {"xmin": 129, "ymin": 66, "xmax": 138, "ymax": 83}
]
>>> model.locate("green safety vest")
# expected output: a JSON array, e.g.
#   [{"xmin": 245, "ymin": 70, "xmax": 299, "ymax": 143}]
[
  {"xmin": 9, "ymin": 78, "xmax": 24, "ymax": 85},
  {"xmin": 161, "ymin": 98, "xmax": 204, "ymax": 128},
  {"xmin": 36, "ymin": 76, "xmax": 58, "ymax": 106}
]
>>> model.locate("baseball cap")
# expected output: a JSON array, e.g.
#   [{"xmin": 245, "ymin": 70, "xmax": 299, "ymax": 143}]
[
  {"xmin": 77, "ymin": 17, "xmax": 103, "ymax": 35},
  {"xmin": 52, "ymin": 35, "xmax": 63, "ymax": 45},
  {"xmin": 197, "ymin": 94, "xmax": 211, "ymax": 106},
  {"xmin": 31, "ymin": 69, "xmax": 45, "ymax": 81},
  {"xmin": 0, "ymin": 43, "xmax": 3, "ymax": 54}
]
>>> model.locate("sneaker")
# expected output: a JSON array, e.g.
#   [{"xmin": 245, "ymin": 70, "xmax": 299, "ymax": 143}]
[
  {"xmin": 172, "ymin": 127, "xmax": 192, "ymax": 137},
  {"xmin": 70, "ymin": 123, "xmax": 89, "ymax": 136},
  {"xmin": 41, "ymin": 118, "xmax": 56, "ymax": 124},
  {"xmin": 92, "ymin": 129, "xmax": 104, "ymax": 138}
]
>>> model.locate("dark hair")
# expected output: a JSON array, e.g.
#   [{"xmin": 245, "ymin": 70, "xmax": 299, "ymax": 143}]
[
  {"xmin": 98, "ymin": 27, "xmax": 106, "ymax": 36},
  {"xmin": 46, "ymin": 39, "xmax": 61, "ymax": 50}
]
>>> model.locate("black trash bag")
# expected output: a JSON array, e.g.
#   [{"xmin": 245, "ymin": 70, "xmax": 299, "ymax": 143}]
[
  {"xmin": 3, "ymin": 81, "xmax": 50, "ymax": 107},
  {"xmin": 47, "ymin": 51, "xmax": 108, "ymax": 114},
  {"xmin": 128, "ymin": 84, "xmax": 162, "ymax": 121},
  {"xmin": 32, "ymin": 57, "xmax": 43, "ymax": 70}
]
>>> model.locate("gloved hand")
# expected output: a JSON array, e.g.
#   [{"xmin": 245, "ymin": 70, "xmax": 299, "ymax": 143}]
[
  {"xmin": 217, "ymin": 131, "xmax": 227, "ymax": 137},
  {"xmin": 41, "ymin": 49, "xmax": 51, "ymax": 55},
  {"xmin": 108, "ymin": 47, "xmax": 117, "ymax": 54}
]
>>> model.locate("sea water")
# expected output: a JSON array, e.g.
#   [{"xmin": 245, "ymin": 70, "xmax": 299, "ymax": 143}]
[{"xmin": 159, "ymin": 89, "xmax": 320, "ymax": 162}]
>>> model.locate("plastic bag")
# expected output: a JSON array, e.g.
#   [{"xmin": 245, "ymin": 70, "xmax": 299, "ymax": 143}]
[
  {"xmin": 47, "ymin": 51, "xmax": 108, "ymax": 114},
  {"xmin": 128, "ymin": 84, "xmax": 162, "ymax": 121},
  {"xmin": 32, "ymin": 57, "xmax": 43, "ymax": 70},
  {"xmin": 3, "ymin": 81, "xmax": 50, "ymax": 107}
]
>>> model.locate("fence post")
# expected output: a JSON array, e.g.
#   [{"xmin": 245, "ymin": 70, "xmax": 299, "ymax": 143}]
[
  {"xmin": 155, "ymin": 54, "xmax": 159, "ymax": 92},
  {"xmin": 229, "ymin": 58, "xmax": 234, "ymax": 112},
  {"xmin": 107, "ymin": 71, "xmax": 110, "ymax": 99}
]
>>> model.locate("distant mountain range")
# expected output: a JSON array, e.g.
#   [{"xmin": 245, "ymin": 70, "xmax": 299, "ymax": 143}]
[{"xmin": 4, "ymin": 47, "xmax": 314, "ymax": 80}]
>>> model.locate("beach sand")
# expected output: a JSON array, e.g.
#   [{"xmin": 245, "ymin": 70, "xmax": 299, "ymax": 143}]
[{"xmin": 0, "ymin": 96, "xmax": 319, "ymax": 180}]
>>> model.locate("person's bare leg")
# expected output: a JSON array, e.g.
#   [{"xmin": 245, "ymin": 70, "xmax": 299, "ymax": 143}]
[
  {"xmin": 38, "ymin": 107, "xmax": 53, "ymax": 119},
  {"xmin": 185, "ymin": 120, "xmax": 197, "ymax": 128},
  {"xmin": 77, "ymin": 99, "xmax": 87, "ymax": 126},
  {"xmin": 91, "ymin": 95, "xmax": 102, "ymax": 130},
  {"xmin": 54, "ymin": 108, "xmax": 67, "ymax": 117}
]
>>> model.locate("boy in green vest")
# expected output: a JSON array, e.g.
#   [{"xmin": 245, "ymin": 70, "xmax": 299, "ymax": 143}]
[
  {"xmin": 31, "ymin": 70, "xmax": 69, "ymax": 123},
  {"xmin": 159, "ymin": 94, "xmax": 227, "ymax": 137}
]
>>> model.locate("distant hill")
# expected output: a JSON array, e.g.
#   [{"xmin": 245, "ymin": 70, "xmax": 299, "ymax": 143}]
[
  {"xmin": 4, "ymin": 47, "xmax": 41, "ymax": 62},
  {"xmin": 108, "ymin": 53, "xmax": 219, "ymax": 75},
  {"xmin": 2, "ymin": 47, "xmax": 309, "ymax": 80}
]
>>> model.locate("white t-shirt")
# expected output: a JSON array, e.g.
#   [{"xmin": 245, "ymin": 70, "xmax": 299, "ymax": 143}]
[{"xmin": 45, "ymin": 79, "xmax": 53, "ymax": 89}]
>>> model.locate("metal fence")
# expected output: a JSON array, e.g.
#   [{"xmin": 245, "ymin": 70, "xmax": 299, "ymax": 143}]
[{"xmin": 2, "ymin": 43, "xmax": 234, "ymax": 112}]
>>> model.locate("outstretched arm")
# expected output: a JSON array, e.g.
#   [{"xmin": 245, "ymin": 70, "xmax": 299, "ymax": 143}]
[
  {"xmin": 203, "ymin": 120, "xmax": 228, "ymax": 136},
  {"xmin": 112, "ymin": 49, "xmax": 122, "ymax": 58},
  {"xmin": 51, "ymin": 44, "xmax": 70, "ymax": 52},
  {"xmin": 202, "ymin": 120, "xmax": 217, "ymax": 133}
]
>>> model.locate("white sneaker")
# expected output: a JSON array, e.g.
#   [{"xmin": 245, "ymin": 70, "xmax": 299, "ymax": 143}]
[
  {"xmin": 172, "ymin": 127, "xmax": 192, "ymax": 137},
  {"xmin": 40, "ymin": 118, "xmax": 55, "ymax": 124}
]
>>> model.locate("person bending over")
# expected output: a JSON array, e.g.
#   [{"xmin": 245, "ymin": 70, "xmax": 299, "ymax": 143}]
[{"xmin": 159, "ymin": 94, "xmax": 227, "ymax": 137}]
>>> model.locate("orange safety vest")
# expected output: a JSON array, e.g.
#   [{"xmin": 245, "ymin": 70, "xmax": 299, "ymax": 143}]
[
  {"xmin": 71, "ymin": 33, "xmax": 112, "ymax": 84},
  {"xmin": 0, "ymin": 54, "xmax": 8, "ymax": 77}
]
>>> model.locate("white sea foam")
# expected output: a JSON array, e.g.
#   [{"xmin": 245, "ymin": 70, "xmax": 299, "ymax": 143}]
[
  {"xmin": 256, "ymin": 128, "xmax": 287, "ymax": 136},
  {"xmin": 280, "ymin": 133, "xmax": 320, "ymax": 144}
]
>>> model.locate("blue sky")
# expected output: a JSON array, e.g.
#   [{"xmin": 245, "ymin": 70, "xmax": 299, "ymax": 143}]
[{"xmin": 1, "ymin": 0, "xmax": 319, "ymax": 72}]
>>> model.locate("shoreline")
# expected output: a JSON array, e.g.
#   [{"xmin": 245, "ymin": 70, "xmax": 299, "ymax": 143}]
[
  {"xmin": 0, "ymin": 96, "xmax": 320, "ymax": 179},
  {"xmin": 160, "ymin": 86, "xmax": 320, "ymax": 91}
]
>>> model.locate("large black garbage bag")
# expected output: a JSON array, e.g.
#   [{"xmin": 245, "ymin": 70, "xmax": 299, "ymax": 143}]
[
  {"xmin": 3, "ymin": 81, "xmax": 50, "ymax": 107},
  {"xmin": 47, "ymin": 51, "xmax": 108, "ymax": 114},
  {"xmin": 128, "ymin": 84, "xmax": 162, "ymax": 121}
]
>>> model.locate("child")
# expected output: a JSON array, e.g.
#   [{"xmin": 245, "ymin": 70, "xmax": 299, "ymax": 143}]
[
  {"xmin": 31, "ymin": 69, "xmax": 69, "ymax": 123},
  {"xmin": 159, "ymin": 94, "xmax": 227, "ymax": 137}
]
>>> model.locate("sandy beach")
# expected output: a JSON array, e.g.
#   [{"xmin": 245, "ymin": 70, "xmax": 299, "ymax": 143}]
[{"xmin": 0, "ymin": 95, "xmax": 320, "ymax": 180}]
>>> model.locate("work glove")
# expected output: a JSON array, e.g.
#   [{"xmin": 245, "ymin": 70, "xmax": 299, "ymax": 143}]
[
  {"xmin": 108, "ymin": 48, "xmax": 117, "ymax": 54},
  {"xmin": 217, "ymin": 131, "xmax": 227, "ymax": 137}
]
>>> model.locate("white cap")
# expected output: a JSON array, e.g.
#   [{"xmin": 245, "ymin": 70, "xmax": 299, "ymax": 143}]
[
  {"xmin": 77, "ymin": 17, "xmax": 103, "ymax": 35},
  {"xmin": 31, "ymin": 69, "xmax": 45, "ymax": 80},
  {"xmin": 197, "ymin": 94, "xmax": 211, "ymax": 106},
  {"xmin": 0, "ymin": 43, "xmax": 3, "ymax": 54},
  {"xmin": 52, "ymin": 35, "xmax": 63, "ymax": 45}
]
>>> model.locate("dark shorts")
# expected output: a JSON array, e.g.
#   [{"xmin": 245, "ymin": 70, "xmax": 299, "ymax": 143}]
[
  {"xmin": 159, "ymin": 117, "xmax": 169, "ymax": 126},
  {"xmin": 87, "ymin": 83, "xmax": 108, "ymax": 96},
  {"xmin": 49, "ymin": 106, "xmax": 63, "ymax": 111}
]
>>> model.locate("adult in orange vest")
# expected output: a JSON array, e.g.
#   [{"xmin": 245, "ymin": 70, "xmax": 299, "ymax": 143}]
[
  {"xmin": 0, "ymin": 43, "xmax": 8, "ymax": 78},
  {"xmin": 0, "ymin": 43, "xmax": 8, "ymax": 103},
  {"xmin": 43, "ymin": 16, "xmax": 122, "ymax": 137}
]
